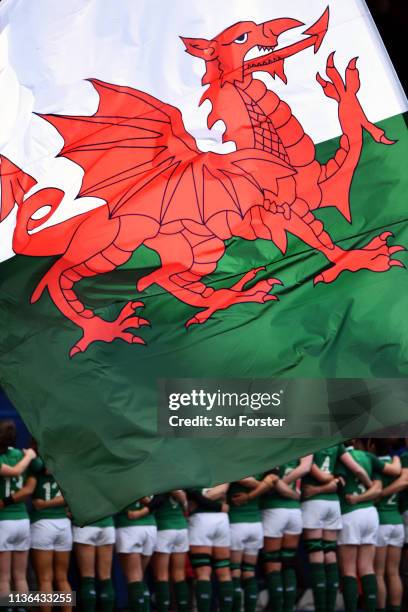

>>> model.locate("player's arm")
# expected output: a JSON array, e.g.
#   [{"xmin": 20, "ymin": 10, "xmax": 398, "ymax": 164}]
[
  {"xmin": 340, "ymin": 451, "xmax": 372, "ymax": 488},
  {"xmin": 33, "ymin": 494, "xmax": 66, "ymax": 510},
  {"xmin": 186, "ymin": 489, "xmax": 227, "ymax": 512},
  {"xmin": 0, "ymin": 448, "xmax": 37, "ymax": 477},
  {"xmin": 274, "ymin": 479, "xmax": 300, "ymax": 500},
  {"xmin": 236, "ymin": 477, "xmax": 262, "ymax": 489},
  {"xmin": 232, "ymin": 474, "xmax": 278, "ymax": 505},
  {"xmin": 302, "ymin": 478, "xmax": 340, "ymax": 500},
  {"xmin": 127, "ymin": 506, "xmax": 150, "ymax": 519},
  {"xmin": 309, "ymin": 463, "xmax": 334, "ymax": 484},
  {"xmin": 170, "ymin": 489, "xmax": 188, "ymax": 508},
  {"xmin": 382, "ymin": 455, "xmax": 401, "ymax": 477},
  {"xmin": 282, "ymin": 455, "xmax": 313, "ymax": 485},
  {"xmin": 379, "ymin": 466, "xmax": 408, "ymax": 499},
  {"xmin": 345, "ymin": 479, "xmax": 382, "ymax": 505},
  {"xmin": 0, "ymin": 475, "xmax": 37, "ymax": 508},
  {"xmin": 204, "ymin": 484, "xmax": 230, "ymax": 500}
]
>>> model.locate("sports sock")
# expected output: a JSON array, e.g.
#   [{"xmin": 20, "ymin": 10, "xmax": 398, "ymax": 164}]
[
  {"xmin": 232, "ymin": 577, "xmax": 242, "ymax": 612},
  {"xmin": 80, "ymin": 576, "xmax": 97, "ymax": 612},
  {"xmin": 155, "ymin": 581, "xmax": 170, "ymax": 612},
  {"xmin": 309, "ymin": 563, "xmax": 326, "ymax": 612},
  {"xmin": 361, "ymin": 574, "xmax": 377, "ymax": 612},
  {"xmin": 174, "ymin": 580, "xmax": 189, "ymax": 612},
  {"xmin": 242, "ymin": 576, "xmax": 257, "ymax": 612},
  {"xmin": 98, "ymin": 578, "xmax": 115, "ymax": 612},
  {"xmin": 142, "ymin": 581, "xmax": 150, "ymax": 612},
  {"xmin": 195, "ymin": 580, "xmax": 212, "ymax": 612},
  {"xmin": 128, "ymin": 581, "xmax": 145, "ymax": 612},
  {"xmin": 325, "ymin": 562, "xmax": 339, "ymax": 612},
  {"xmin": 266, "ymin": 571, "xmax": 283, "ymax": 612},
  {"xmin": 282, "ymin": 567, "xmax": 297, "ymax": 612},
  {"xmin": 387, "ymin": 607, "xmax": 401, "ymax": 612},
  {"xmin": 218, "ymin": 580, "xmax": 233, "ymax": 612},
  {"xmin": 342, "ymin": 576, "xmax": 358, "ymax": 612}
]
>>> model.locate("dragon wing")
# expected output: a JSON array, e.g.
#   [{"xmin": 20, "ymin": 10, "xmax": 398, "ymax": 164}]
[{"xmin": 40, "ymin": 79, "xmax": 294, "ymax": 224}]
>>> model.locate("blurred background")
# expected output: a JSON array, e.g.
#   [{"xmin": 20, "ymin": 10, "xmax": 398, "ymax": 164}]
[{"xmin": 366, "ymin": 0, "xmax": 407, "ymax": 93}]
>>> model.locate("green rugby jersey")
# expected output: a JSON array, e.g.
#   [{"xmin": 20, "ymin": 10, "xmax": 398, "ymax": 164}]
[
  {"xmin": 399, "ymin": 451, "xmax": 408, "ymax": 514},
  {"xmin": 0, "ymin": 447, "xmax": 28, "ymax": 520},
  {"xmin": 336, "ymin": 447, "xmax": 384, "ymax": 515},
  {"xmin": 301, "ymin": 444, "xmax": 347, "ymax": 501},
  {"xmin": 376, "ymin": 455, "xmax": 402, "ymax": 525},
  {"xmin": 260, "ymin": 462, "xmax": 300, "ymax": 510},
  {"xmin": 30, "ymin": 458, "xmax": 68, "ymax": 523},
  {"xmin": 115, "ymin": 499, "xmax": 156, "ymax": 527},
  {"xmin": 155, "ymin": 493, "xmax": 188, "ymax": 530},
  {"xmin": 228, "ymin": 477, "xmax": 262, "ymax": 523}
]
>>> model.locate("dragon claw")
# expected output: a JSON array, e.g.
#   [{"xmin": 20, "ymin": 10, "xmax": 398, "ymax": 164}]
[
  {"xmin": 347, "ymin": 57, "xmax": 358, "ymax": 70},
  {"xmin": 380, "ymin": 231, "xmax": 394, "ymax": 240},
  {"xmin": 327, "ymin": 51, "xmax": 335, "ymax": 67},
  {"xmin": 314, "ymin": 274, "xmax": 324, "ymax": 285},
  {"xmin": 390, "ymin": 259, "xmax": 405, "ymax": 268}
]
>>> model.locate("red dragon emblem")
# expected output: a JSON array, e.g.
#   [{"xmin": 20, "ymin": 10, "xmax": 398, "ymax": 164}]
[{"xmin": 0, "ymin": 8, "xmax": 404, "ymax": 357}]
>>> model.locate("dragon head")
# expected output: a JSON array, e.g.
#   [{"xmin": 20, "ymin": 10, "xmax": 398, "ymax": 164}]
[{"xmin": 181, "ymin": 7, "xmax": 329, "ymax": 86}]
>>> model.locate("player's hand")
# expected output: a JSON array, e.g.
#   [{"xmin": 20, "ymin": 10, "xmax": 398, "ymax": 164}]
[
  {"xmin": 345, "ymin": 494, "xmax": 358, "ymax": 505},
  {"xmin": 232, "ymin": 493, "xmax": 248, "ymax": 506},
  {"xmin": 221, "ymin": 503, "xmax": 229, "ymax": 513},
  {"xmin": 302, "ymin": 485, "xmax": 317, "ymax": 499},
  {"xmin": 23, "ymin": 448, "xmax": 37, "ymax": 459}
]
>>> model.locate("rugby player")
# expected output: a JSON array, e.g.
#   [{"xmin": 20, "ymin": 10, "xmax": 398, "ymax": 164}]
[
  {"xmin": 115, "ymin": 496, "xmax": 158, "ymax": 612},
  {"xmin": 0, "ymin": 420, "xmax": 37, "ymax": 596},
  {"xmin": 370, "ymin": 439, "xmax": 405, "ymax": 612},
  {"xmin": 336, "ymin": 439, "xmax": 400, "ymax": 612},
  {"xmin": 152, "ymin": 490, "xmax": 189, "ymax": 612},
  {"xmin": 73, "ymin": 513, "xmax": 116, "ymax": 612},
  {"xmin": 187, "ymin": 485, "xmax": 232, "ymax": 612},
  {"xmin": 29, "ymin": 456, "xmax": 72, "ymax": 612},
  {"xmin": 301, "ymin": 444, "xmax": 374, "ymax": 612}
]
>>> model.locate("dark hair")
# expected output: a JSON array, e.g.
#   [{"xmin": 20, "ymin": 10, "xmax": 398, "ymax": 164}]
[
  {"xmin": 0, "ymin": 420, "xmax": 17, "ymax": 454},
  {"xmin": 368, "ymin": 438, "xmax": 390, "ymax": 456}
]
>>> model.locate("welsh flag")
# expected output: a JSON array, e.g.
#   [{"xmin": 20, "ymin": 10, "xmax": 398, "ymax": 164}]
[{"xmin": 0, "ymin": 0, "xmax": 407, "ymax": 523}]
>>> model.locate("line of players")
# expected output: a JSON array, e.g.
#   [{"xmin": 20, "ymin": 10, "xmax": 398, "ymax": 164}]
[{"xmin": 2, "ymin": 420, "xmax": 408, "ymax": 612}]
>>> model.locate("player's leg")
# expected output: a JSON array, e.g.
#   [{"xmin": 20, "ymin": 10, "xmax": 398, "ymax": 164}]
[
  {"xmin": 358, "ymin": 544, "xmax": 377, "ymax": 612},
  {"xmin": 386, "ymin": 545, "xmax": 403, "ymax": 612},
  {"xmin": 263, "ymin": 535, "xmax": 283, "ymax": 612},
  {"xmin": 53, "ymin": 551, "xmax": 73, "ymax": 612},
  {"xmin": 11, "ymin": 550, "xmax": 29, "ymax": 593},
  {"xmin": 338, "ymin": 545, "xmax": 358, "ymax": 612},
  {"xmin": 170, "ymin": 551, "xmax": 189, "ymax": 612},
  {"xmin": 281, "ymin": 532, "xmax": 300, "ymax": 612},
  {"xmin": 152, "ymin": 551, "xmax": 171, "ymax": 612},
  {"xmin": 96, "ymin": 542, "xmax": 115, "ymax": 612},
  {"xmin": 374, "ymin": 544, "xmax": 387, "ymax": 611},
  {"xmin": 0, "ymin": 550, "xmax": 12, "ymax": 594},
  {"xmin": 119, "ymin": 552, "xmax": 144, "ymax": 612},
  {"xmin": 189, "ymin": 544, "xmax": 212, "ymax": 612},
  {"xmin": 230, "ymin": 549, "xmax": 243, "ymax": 612},
  {"xmin": 241, "ymin": 552, "xmax": 258, "ymax": 612},
  {"xmin": 141, "ymin": 526, "xmax": 157, "ymax": 612},
  {"xmin": 322, "ymin": 528, "xmax": 340, "ymax": 612},
  {"xmin": 303, "ymin": 527, "xmax": 326, "ymax": 612},
  {"xmin": 213, "ymin": 545, "xmax": 233, "ymax": 612},
  {"xmin": 74, "ymin": 542, "xmax": 97, "ymax": 612}
]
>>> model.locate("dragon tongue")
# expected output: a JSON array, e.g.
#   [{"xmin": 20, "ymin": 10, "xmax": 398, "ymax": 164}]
[{"xmin": 270, "ymin": 59, "xmax": 287, "ymax": 83}]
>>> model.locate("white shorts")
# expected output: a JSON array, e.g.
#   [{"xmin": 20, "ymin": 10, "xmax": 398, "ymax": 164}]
[
  {"xmin": 155, "ymin": 529, "xmax": 189, "ymax": 554},
  {"xmin": 230, "ymin": 522, "xmax": 263, "ymax": 553},
  {"xmin": 30, "ymin": 518, "xmax": 73, "ymax": 552},
  {"xmin": 403, "ymin": 511, "xmax": 408, "ymax": 543},
  {"xmin": 73, "ymin": 525, "xmax": 116, "ymax": 546},
  {"xmin": 376, "ymin": 524, "xmax": 404, "ymax": 548},
  {"xmin": 338, "ymin": 507, "xmax": 379, "ymax": 546},
  {"xmin": 262, "ymin": 508, "xmax": 303, "ymax": 538},
  {"xmin": 188, "ymin": 513, "xmax": 230, "ymax": 548},
  {"xmin": 115, "ymin": 525, "xmax": 157, "ymax": 555},
  {"xmin": 301, "ymin": 500, "xmax": 342, "ymax": 531},
  {"xmin": 0, "ymin": 519, "xmax": 30, "ymax": 551}
]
